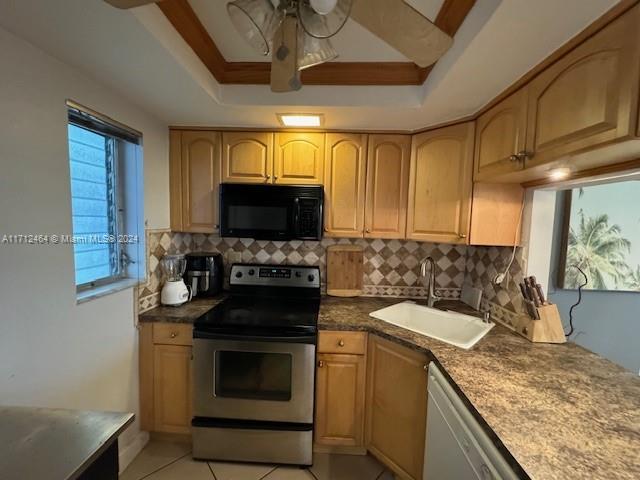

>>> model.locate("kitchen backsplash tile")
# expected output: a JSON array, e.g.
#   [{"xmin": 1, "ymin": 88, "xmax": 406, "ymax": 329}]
[
  {"xmin": 465, "ymin": 245, "xmax": 527, "ymax": 328},
  {"xmin": 138, "ymin": 230, "xmax": 527, "ymax": 321},
  {"xmin": 138, "ymin": 230, "xmax": 466, "ymax": 312}
]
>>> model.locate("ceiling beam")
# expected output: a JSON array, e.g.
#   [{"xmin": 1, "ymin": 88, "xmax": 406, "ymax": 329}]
[{"xmin": 158, "ymin": 0, "xmax": 475, "ymax": 86}]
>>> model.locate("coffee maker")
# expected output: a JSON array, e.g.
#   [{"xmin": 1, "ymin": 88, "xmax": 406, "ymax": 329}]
[{"xmin": 185, "ymin": 253, "xmax": 224, "ymax": 297}]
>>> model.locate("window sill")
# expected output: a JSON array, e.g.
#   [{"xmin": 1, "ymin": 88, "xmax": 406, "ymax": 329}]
[{"xmin": 76, "ymin": 278, "xmax": 140, "ymax": 305}]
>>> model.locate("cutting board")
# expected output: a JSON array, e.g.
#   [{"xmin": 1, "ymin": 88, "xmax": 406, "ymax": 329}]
[{"xmin": 326, "ymin": 245, "xmax": 364, "ymax": 297}]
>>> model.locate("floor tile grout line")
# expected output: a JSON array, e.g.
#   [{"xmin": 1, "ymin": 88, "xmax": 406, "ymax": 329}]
[
  {"xmin": 374, "ymin": 469, "xmax": 389, "ymax": 480},
  {"xmin": 306, "ymin": 466, "xmax": 320, "ymax": 480},
  {"xmin": 136, "ymin": 451, "xmax": 193, "ymax": 480},
  {"xmin": 207, "ymin": 461, "xmax": 218, "ymax": 480},
  {"xmin": 258, "ymin": 465, "xmax": 279, "ymax": 479}
]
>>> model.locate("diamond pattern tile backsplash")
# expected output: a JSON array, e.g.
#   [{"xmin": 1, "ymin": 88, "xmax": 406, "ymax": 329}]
[
  {"xmin": 465, "ymin": 245, "xmax": 527, "ymax": 328},
  {"xmin": 138, "ymin": 230, "xmax": 527, "ymax": 326},
  {"xmin": 138, "ymin": 230, "xmax": 466, "ymax": 312}
]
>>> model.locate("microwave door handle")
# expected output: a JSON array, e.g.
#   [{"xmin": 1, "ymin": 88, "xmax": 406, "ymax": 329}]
[{"xmin": 293, "ymin": 197, "xmax": 300, "ymax": 236}]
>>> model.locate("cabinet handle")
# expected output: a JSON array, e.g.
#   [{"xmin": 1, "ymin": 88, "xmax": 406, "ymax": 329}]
[
  {"xmin": 274, "ymin": 175, "xmax": 279, "ymax": 180},
  {"xmin": 365, "ymin": 229, "xmax": 371, "ymax": 233},
  {"xmin": 509, "ymin": 151, "xmax": 530, "ymax": 163},
  {"xmin": 338, "ymin": 339, "xmax": 345, "ymax": 347},
  {"xmin": 170, "ymin": 332, "xmax": 177, "ymax": 338},
  {"xmin": 458, "ymin": 233, "xmax": 467, "ymax": 239},
  {"xmin": 423, "ymin": 364, "xmax": 428, "ymax": 371},
  {"xmin": 265, "ymin": 175, "xmax": 271, "ymax": 181},
  {"xmin": 318, "ymin": 360, "xmax": 324, "ymax": 368},
  {"xmin": 214, "ymin": 224, "xmax": 220, "ymax": 229}
]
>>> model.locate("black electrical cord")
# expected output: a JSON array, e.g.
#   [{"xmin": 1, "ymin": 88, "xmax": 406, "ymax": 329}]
[{"xmin": 565, "ymin": 265, "xmax": 588, "ymax": 337}]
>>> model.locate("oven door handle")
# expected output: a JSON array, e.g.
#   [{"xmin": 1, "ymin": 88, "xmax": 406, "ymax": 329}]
[{"xmin": 193, "ymin": 330, "xmax": 317, "ymax": 344}]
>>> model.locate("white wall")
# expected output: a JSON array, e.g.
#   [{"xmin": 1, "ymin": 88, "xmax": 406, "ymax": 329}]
[{"xmin": 0, "ymin": 26, "xmax": 169, "ymax": 467}]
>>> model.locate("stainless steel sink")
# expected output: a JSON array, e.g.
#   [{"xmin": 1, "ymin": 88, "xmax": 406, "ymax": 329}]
[{"xmin": 369, "ymin": 301, "xmax": 494, "ymax": 349}]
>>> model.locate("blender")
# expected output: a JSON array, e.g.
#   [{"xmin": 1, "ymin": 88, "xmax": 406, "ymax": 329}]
[{"xmin": 160, "ymin": 254, "xmax": 191, "ymax": 306}]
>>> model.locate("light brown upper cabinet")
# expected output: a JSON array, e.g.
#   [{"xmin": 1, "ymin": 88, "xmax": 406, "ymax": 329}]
[
  {"xmin": 407, "ymin": 123, "xmax": 474, "ymax": 244},
  {"xmin": 366, "ymin": 335, "xmax": 428, "ymax": 480},
  {"xmin": 324, "ymin": 133, "xmax": 368, "ymax": 237},
  {"xmin": 274, "ymin": 132, "xmax": 325, "ymax": 184},
  {"xmin": 222, "ymin": 131, "xmax": 273, "ymax": 184},
  {"xmin": 474, "ymin": 88, "xmax": 528, "ymax": 181},
  {"xmin": 364, "ymin": 134, "xmax": 411, "ymax": 239},
  {"xmin": 525, "ymin": 4, "xmax": 640, "ymax": 170},
  {"xmin": 170, "ymin": 130, "xmax": 221, "ymax": 233},
  {"xmin": 469, "ymin": 183, "xmax": 524, "ymax": 246}
]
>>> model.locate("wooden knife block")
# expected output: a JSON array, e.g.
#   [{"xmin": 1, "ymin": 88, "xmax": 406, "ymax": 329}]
[{"xmin": 514, "ymin": 304, "xmax": 566, "ymax": 344}]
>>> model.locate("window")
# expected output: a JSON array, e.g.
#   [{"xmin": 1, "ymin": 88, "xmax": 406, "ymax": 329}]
[
  {"xmin": 558, "ymin": 180, "xmax": 640, "ymax": 292},
  {"xmin": 67, "ymin": 102, "xmax": 143, "ymax": 291}
]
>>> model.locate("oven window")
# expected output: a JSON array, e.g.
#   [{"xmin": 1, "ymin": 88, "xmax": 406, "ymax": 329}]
[
  {"xmin": 215, "ymin": 351, "xmax": 292, "ymax": 401},
  {"xmin": 228, "ymin": 205, "xmax": 288, "ymax": 231}
]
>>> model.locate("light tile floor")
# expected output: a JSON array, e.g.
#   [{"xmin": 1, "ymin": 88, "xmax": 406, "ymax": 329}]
[{"xmin": 121, "ymin": 440, "xmax": 395, "ymax": 480}]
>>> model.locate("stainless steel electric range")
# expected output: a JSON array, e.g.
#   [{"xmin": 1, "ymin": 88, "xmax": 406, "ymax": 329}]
[{"xmin": 191, "ymin": 263, "xmax": 321, "ymax": 466}]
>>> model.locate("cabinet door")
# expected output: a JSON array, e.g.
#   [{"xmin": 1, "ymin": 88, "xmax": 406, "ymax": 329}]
[
  {"xmin": 274, "ymin": 132, "xmax": 325, "ymax": 184},
  {"xmin": 366, "ymin": 335, "xmax": 428, "ymax": 480},
  {"xmin": 525, "ymin": 5, "xmax": 640, "ymax": 168},
  {"xmin": 474, "ymin": 89, "xmax": 528, "ymax": 181},
  {"xmin": 153, "ymin": 345, "xmax": 192, "ymax": 434},
  {"xmin": 469, "ymin": 183, "xmax": 524, "ymax": 246},
  {"xmin": 364, "ymin": 135, "xmax": 411, "ymax": 239},
  {"xmin": 180, "ymin": 131, "xmax": 221, "ymax": 233},
  {"xmin": 324, "ymin": 133, "xmax": 367, "ymax": 237},
  {"xmin": 407, "ymin": 123, "xmax": 473, "ymax": 244},
  {"xmin": 222, "ymin": 131, "xmax": 273, "ymax": 183},
  {"xmin": 315, "ymin": 353, "xmax": 366, "ymax": 449}
]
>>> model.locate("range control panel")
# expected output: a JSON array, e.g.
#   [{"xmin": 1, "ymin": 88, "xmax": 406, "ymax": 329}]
[{"xmin": 230, "ymin": 264, "xmax": 321, "ymax": 289}]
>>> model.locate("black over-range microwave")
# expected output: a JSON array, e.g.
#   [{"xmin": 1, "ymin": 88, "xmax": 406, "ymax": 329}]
[{"xmin": 219, "ymin": 183, "xmax": 324, "ymax": 241}]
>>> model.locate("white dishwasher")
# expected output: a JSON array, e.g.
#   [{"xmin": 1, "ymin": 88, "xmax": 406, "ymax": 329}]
[{"xmin": 424, "ymin": 364, "xmax": 520, "ymax": 480}]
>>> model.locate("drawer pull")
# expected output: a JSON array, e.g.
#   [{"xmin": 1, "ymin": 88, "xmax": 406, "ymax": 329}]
[
  {"xmin": 423, "ymin": 364, "xmax": 428, "ymax": 371},
  {"xmin": 318, "ymin": 360, "xmax": 324, "ymax": 368},
  {"xmin": 338, "ymin": 339, "xmax": 345, "ymax": 347},
  {"xmin": 170, "ymin": 332, "xmax": 178, "ymax": 338}
]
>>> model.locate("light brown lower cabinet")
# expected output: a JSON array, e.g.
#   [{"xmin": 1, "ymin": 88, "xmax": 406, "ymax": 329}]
[
  {"xmin": 314, "ymin": 331, "xmax": 367, "ymax": 454},
  {"xmin": 366, "ymin": 335, "xmax": 429, "ymax": 480},
  {"xmin": 140, "ymin": 323, "xmax": 193, "ymax": 435}
]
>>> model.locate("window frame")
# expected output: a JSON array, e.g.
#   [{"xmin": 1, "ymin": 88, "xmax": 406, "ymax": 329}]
[{"xmin": 67, "ymin": 101, "xmax": 141, "ymax": 292}]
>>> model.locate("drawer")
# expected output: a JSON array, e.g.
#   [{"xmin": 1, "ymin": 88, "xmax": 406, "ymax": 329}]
[
  {"xmin": 318, "ymin": 331, "xmax": 366, "ymax": 355},
  {"xmin": 153, "ymin": 323, "xmax": 193, "ymax": 346}
]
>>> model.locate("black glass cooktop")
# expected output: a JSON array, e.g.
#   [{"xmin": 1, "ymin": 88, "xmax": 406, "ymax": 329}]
[{"xmin": 193, "ymin": 296, "xmax": 320, "ymax": 336}]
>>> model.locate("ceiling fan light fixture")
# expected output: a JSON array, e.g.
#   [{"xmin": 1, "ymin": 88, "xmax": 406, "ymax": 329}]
[
  {"xmin": 277, "ymin": 113, "xmax": 324, "ymax": 127},
  {"xmin": 227, "ymin": 0, "xmax": 277, "ymax": 56},
  {"xmin": 310, "ymin": 0, "xmax": 338, "ymax": 15},
  {"xmin": 298, "ymin": 33, "xmax": 338, "ymax": 70},
  {"xmin": 298, "ymin": 0, "xmax": 352, "ymax": 38}
]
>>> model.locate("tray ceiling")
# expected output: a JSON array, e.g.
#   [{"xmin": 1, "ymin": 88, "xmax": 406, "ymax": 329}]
[{"xmin": 190, "ymin": 0, "xmax": 445, "ymax": 63}]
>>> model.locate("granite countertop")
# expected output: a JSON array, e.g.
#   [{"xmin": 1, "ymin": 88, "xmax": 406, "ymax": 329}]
[
  {"xmin": 138, "ymin": 295, "xmax": 226, "ymax": 323},
  {"xmin": 138, "ymin": 295, "xmax": 640, "ymax": 479},
  {"xmin": 0, "ymin": 406, "xmax": 134, "ymax": 480}
]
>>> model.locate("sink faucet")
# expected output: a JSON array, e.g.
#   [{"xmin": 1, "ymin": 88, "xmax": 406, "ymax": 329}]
[{"xmin": 419, "ymin": 256, "xmax": 442, "ymax": 308}]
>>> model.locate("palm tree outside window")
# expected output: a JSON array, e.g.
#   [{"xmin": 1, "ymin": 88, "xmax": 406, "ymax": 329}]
[{"xmin": 558, "ymin": 180, "xmax": 640, "ymax": 292}]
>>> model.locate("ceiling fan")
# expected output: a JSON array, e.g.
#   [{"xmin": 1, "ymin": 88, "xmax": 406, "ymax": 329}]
[{"xmin": 104, "ymin": 0, "xmax": 454, "ymax": 93}]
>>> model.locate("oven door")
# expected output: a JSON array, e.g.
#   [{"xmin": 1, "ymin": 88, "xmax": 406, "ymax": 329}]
[{"xmin": 193, "ymin": 335, "xmax": 316, "ymax": 424}]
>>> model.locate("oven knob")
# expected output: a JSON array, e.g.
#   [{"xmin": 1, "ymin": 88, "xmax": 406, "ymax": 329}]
[
  {"xmin": 235, "ymin": 271, "xmax": 243, "ymax": 279},
  {"xmin": 295, "ymin": 271, "xmax": 302, "ymax": 278},
  {"xmin": 308, "ymin": 274, "xmax": 315, "ymax": 282},
  {"xmin": 248, "ymin": 269, "xmax": 255, "ymax": 276}
]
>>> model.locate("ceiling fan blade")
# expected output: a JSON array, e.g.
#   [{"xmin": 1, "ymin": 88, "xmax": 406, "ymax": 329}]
[
  {"xmin": 350, "ymin": 0, "xmax": 453, "ymax": 68},
  {"xmin": 271, "ymin": 16, "xmax": 302, "ymax": 93},
  {"xmin": 103, "ymin": 0, "xmax": 158, "ymax": 9}
]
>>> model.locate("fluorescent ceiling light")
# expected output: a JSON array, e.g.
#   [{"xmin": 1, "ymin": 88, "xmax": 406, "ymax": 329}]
[{"xmin": 277, "ymin": 113, "xmax": 324, "ymax": 127}]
